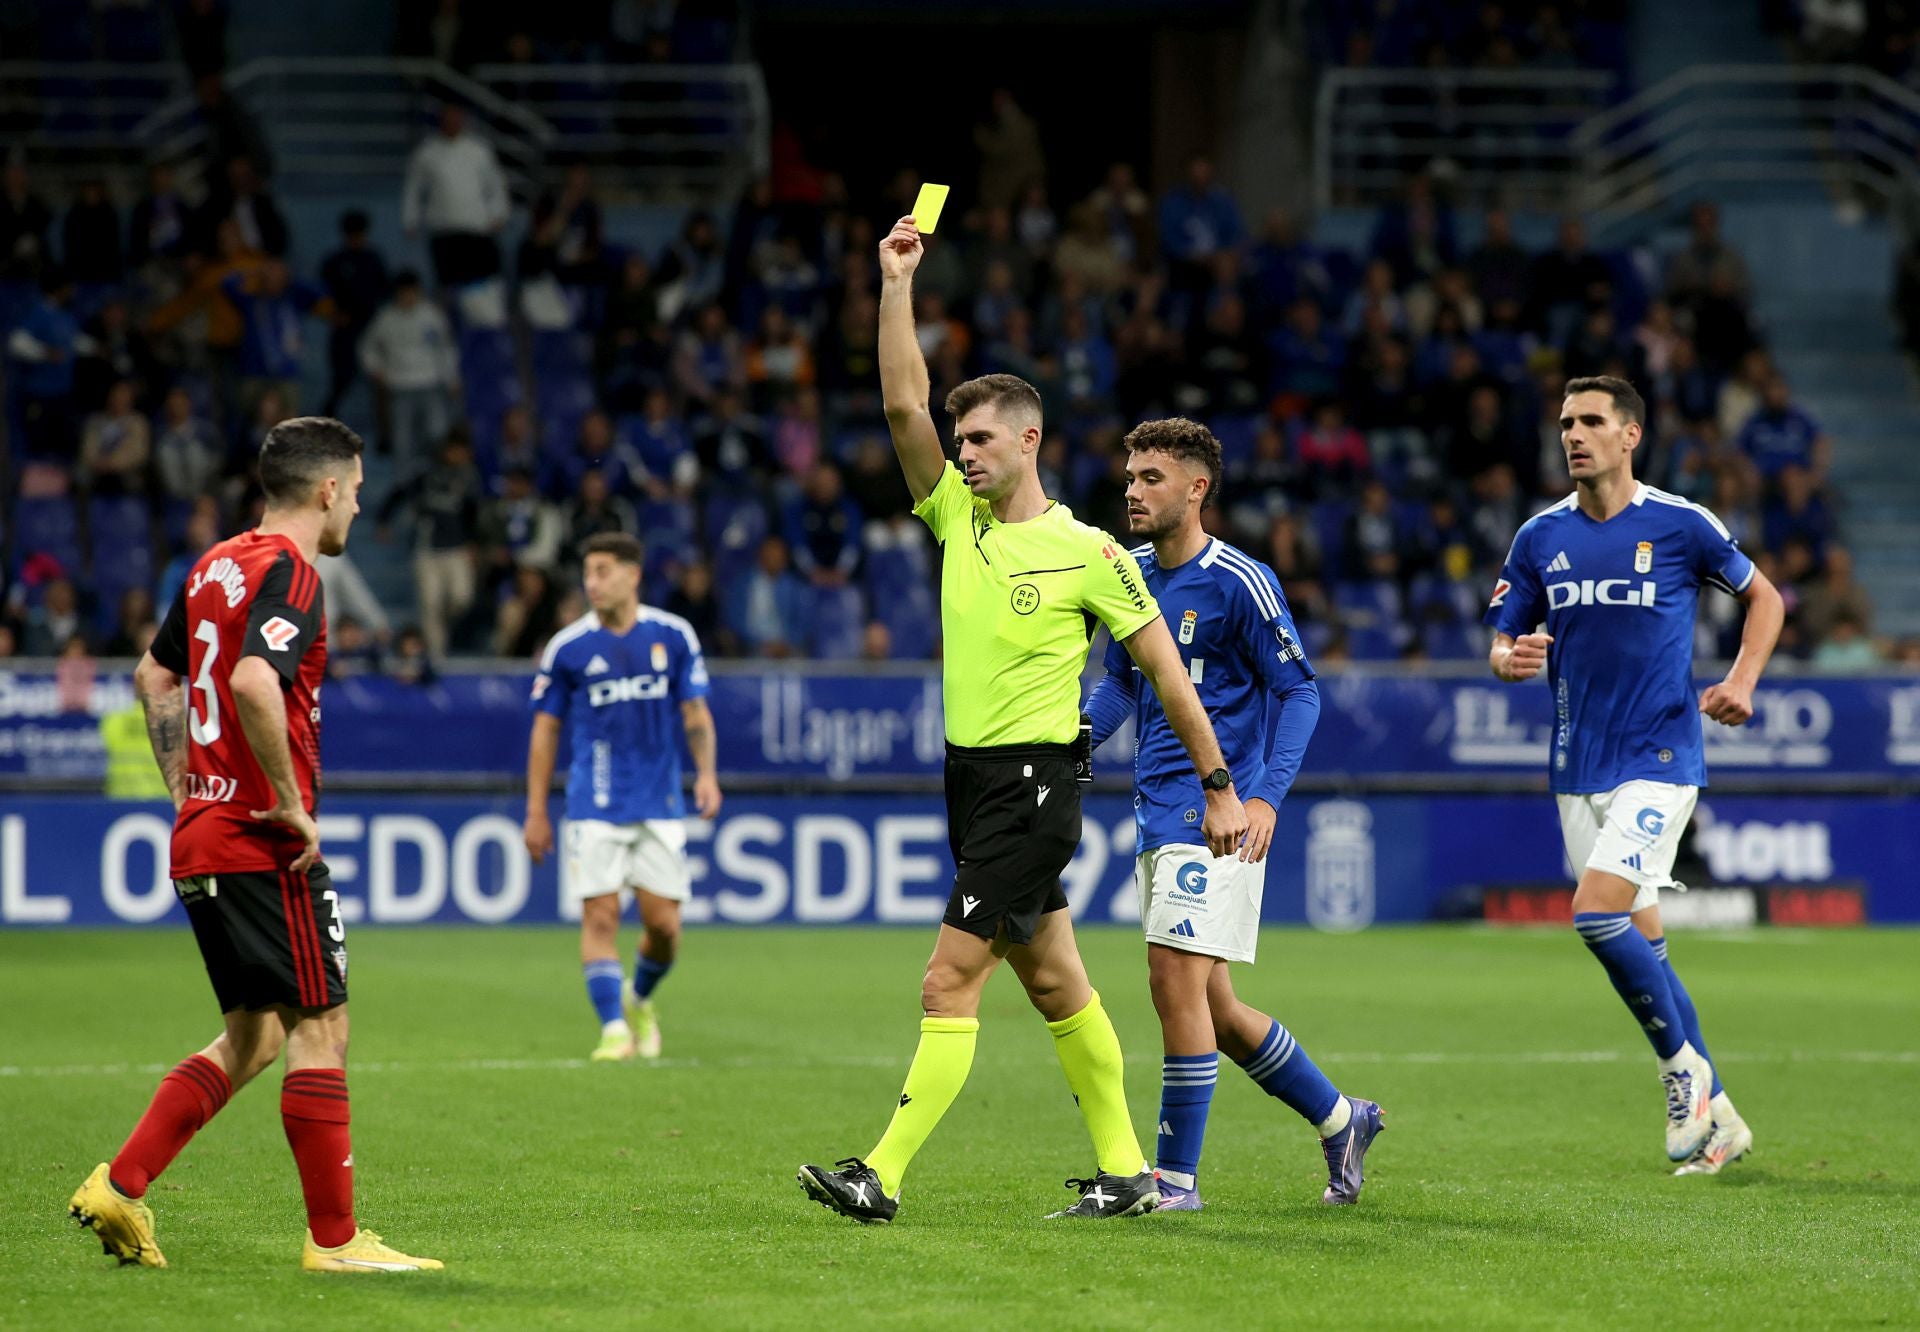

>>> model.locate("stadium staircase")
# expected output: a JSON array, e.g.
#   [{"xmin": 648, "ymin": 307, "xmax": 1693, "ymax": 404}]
[
  {"xmin": 1606, "ymin": 0, "xmax": 1920, "ymax": 639},
  {"xmin": 1736, "ymin": 210, "xmax": 1920, "ymax": 638}
]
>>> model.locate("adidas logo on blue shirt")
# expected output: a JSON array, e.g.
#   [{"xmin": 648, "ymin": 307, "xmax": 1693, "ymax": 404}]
[
  {"xmin": 585, "ymin": 654, "xmax": 611, "ymax": 676},
  {"xmin": 1546, "ymin": 550, "xmax": 1572, "ymax": 574}
]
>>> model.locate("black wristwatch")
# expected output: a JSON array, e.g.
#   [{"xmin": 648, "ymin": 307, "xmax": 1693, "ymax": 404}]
[{"xmin": 1200, "ymin": 767, "xmax": 1233, "ymax": 792}]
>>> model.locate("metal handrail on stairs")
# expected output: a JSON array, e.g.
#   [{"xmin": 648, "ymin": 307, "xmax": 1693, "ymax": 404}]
[
  {"xmin": 469, "ymin": 63, "xmax": 769, "ymax": 200},
  {"xmin": 1312, "ymin": 67, "xmax": 1619, "ymax": 211},
  {"xmin": 1572, "ymin": 64, "xmax": 1920, "ymax": 229},
  {"xmin": 2, "ymin": 56, "xmax": 769, "ymax": 203}
]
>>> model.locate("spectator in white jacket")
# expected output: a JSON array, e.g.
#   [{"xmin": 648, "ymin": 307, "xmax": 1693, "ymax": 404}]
[
  {"xmin": 360, "ymin": 269, "xmax": 461, "ymax": 460},
  {"xmin": 402, "ymin": 103, "xmax": 510, "ymax": 288}
]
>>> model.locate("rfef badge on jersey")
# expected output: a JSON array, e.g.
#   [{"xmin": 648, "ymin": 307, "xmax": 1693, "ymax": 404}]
[
  {"xmin": 1635, "ymin": 541, "xmax": 1654, "ymax": 574},
  {"xmin": 1179, "ymin": 609, "xmax": 1197, "ymax": 644}
]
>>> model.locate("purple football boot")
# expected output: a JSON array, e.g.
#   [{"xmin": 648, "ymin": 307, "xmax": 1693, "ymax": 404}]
[
  {"xmin": 1319, "ymin": 1098, "xmax": 1385, "ymax": 1205},
  {"xmin": 1152, "ymin": 1172, "xmax": 1204, "ymax": 1212}
]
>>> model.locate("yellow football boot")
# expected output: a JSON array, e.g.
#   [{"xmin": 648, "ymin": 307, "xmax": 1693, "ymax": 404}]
[
  {"xmin": 69, "ymin": 1163, "xmax": 166, "ymax": 1268},
  {"xmin": 301, "ymin": 1228, "xmax": 443, "ymax": 1272}
]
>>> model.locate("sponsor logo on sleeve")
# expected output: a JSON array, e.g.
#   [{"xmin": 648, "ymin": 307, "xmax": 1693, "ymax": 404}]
[
  {"xmin": 259, "ymin": 616, "xmax": 300, "ymax": 651},
  {"xmin": 1111, "ymin": 554, "xmax": 1147, "ymax": 611}
]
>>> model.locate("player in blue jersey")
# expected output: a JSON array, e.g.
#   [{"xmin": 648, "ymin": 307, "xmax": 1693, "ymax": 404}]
[
  {"xmin": 1487, "ymin": 376, "xmax": 1784, "ymax": 1174},
  {"xmin": 1084, "ymin": 418, "xmax": 1384, "ymax": 1210},
  {"xmin": 522, "ymin": 532, "xmax": 722, "ymax": 1062}
]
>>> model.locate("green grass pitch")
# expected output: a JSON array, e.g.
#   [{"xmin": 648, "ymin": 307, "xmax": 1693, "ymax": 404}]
[{"xmin": 3, "ymin": 925, "xmax": 1916, "ymax": 1329}]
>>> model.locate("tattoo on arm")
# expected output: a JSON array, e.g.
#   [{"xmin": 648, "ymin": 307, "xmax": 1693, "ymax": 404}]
[{"xmin": 140, "ymin": 684, "xmax": 188, "ymax": 805}]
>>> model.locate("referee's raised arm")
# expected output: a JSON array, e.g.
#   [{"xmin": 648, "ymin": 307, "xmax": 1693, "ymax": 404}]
[{"xmin": 877, "ymin": 216, "xmax": 945, "ymax": 505}]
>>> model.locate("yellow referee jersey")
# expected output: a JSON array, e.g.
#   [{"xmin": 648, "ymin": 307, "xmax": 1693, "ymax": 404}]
[{"xmin": 914, "ymin": 462, "xmax": 1160, "ymax": 747}]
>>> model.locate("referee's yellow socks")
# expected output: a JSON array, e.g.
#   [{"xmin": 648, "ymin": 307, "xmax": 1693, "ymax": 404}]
[
  {"xmin": 866, "ymin": 1016, "xmax": 979, "ymax": 1196},
  {"xmin": 1047, "ymin": 991, "xmax": 1148, "ymax": 1177}
]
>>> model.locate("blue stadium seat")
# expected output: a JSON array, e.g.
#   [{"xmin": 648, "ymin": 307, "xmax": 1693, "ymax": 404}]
[
  {"xmin": 1299, "ymin": 620, "xmax": 1337, "ymax": 658},
  {"xmin": 1347, "ymin": 624, "xmax": 1405, "ymax": 661},
  {"xmin": 88, "ymin": 496, "xmax": 153, "ymax": 581},
  {"xmin": 1340, "ymin": 578, "xmax": 1405, "ymax": 626},
  {"xmin": 806, "ymin": 584, "xmax": 866, "ymax": 660},
  {"xmin": 1311, "ymin": 500, "xmax": 1352, "ymax": 581},
  {"xmin": 531, "ymin": 328, "xmax": 591, "ymax": 375},
  {"xmin": 465, "ymin": 372, "xmax": 524, "ymax": 428},
  {"xmin": 459, "ymin": 326, "xmax": 518, "ymax": 381},
  {"xmin": 618, "ymin": 414, "xmax": 691, "ymax": 476},
  {"xmin": 876, "ymin": 579, "xmax": 936, "ymax": 659},
  {"xmin": 1319, "ymin": 250, "xmax": 1361, "ymax": 313},
  {"xmin": 1421, "ymin": 620, "xmax": 1485, "ymax": 662},
  {"xmin": 638, "ymin": 497, "xmax": 697, "ymax": 551},
  {"xmin": 705, "ymin": 492, "xmax": 769, "ymax": 589},
  {"xmin": 535, "ymin": 376, "xmax": 597, "ymax": 456},
  {"xmin": 160, "ymin": 498, "xmax": 196, "ymax": 548},
  {"xmin": 13, "ymin": 496, "xmax": 82, "ymax": 575},
  {"xmin": 1604, "ymin": 250, "xmax": 1651, "ymax": 332},
  {"xmin": 862, "ymin": 540, "xmax": 931, "ymax": 602},
  {"xmin": 1208, "ymin": 414, "xmax": 1264, "ymax": 471}
]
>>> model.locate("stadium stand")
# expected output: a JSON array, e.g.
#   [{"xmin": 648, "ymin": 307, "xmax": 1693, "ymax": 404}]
[{"xmin": 2, "ymin": 0, "xmax": 1918, "ymax": 676}]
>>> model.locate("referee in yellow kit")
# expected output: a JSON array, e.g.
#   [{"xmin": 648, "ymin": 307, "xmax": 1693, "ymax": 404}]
[{"xmin": 799, "ymin": 215, "xmax": 1248, "ymax": 1224}]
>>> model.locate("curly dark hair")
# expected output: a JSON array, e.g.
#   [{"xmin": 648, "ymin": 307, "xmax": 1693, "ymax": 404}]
[{"xmin": 1121, "ymin": 417, "xmax": 1223, "ymax": 510}]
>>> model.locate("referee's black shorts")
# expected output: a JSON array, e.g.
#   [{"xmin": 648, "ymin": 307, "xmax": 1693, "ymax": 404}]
[{"xmin": 941, "ymin": 741, "xmax": 1081, "ymax": 945}]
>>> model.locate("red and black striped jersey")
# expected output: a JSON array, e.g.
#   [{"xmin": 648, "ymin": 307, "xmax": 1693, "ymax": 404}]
[{"xmin": 150, "ymin": 530, "xmax": 328, "ymax": 875}]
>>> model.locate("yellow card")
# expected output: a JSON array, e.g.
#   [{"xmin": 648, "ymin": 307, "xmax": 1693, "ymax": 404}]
[{"xmin": 910, "ymin": 183, "xmax": 951, "ymax": 234}]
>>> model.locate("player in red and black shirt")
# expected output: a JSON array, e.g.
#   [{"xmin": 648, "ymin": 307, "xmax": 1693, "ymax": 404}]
[{"xmin": 67, "ymin": 417, "xmax": 441, "ymax": 1274}]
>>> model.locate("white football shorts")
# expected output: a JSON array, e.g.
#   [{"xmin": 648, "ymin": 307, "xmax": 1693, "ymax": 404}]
[
  {"xmin": 1136, "ymin": 844, "xmax": 1265, "ymax": 964},
  {"xmin": 1555, "ymin": 779, "xmax": 1699, "ymax": 912},
  {"xmin": 563, "ymin": 818, "xmax": 691, "ymax": 905}
]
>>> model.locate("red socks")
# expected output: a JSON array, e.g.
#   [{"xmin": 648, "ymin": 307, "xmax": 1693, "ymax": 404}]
[
  {"xmin": 110, "ymin": 1054, "xmax": 232, "ymax": 1197},
  {"xmin": 107, "ymin": 1054, "xmax": 356, "ymax": 1248},
  {"xmin": 282, "ymin": 1068, "xmax": 356, "ymax": 1248}
]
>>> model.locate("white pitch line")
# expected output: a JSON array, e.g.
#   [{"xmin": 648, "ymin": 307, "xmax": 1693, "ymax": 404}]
[{"xmin": 1, "ymin": 1050, "xmax": 1913, "ymax": 1080}]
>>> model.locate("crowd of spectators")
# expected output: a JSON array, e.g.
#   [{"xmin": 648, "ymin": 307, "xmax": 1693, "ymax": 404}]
[{"xmin": 1, "ymin": 14, "xmax": 1915, "ymax": 673}]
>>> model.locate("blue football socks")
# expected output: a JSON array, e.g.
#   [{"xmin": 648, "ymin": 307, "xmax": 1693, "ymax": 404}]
[
  {"xmin": 1651, "ymin": 936, "xmax": 1723, "ymax": 1096},
  {"xmin": 1574, "ymin": 913, "xmax": 1686, "ymax": 1060},
  {"xmin": 1237, "ymin": 1020, "xmax": 1342, "ymax": 1127},
  {"xmin": 583, "ymin": 960, "xmax": 625, "ymax": 1025},
  {"xmin": 1156, "ymin": 1054, "xmax": 1218, "ymax": 1189},
  {"xmin": 633, "ymin": 952, "xmax": 673, "ymax": 1002}
]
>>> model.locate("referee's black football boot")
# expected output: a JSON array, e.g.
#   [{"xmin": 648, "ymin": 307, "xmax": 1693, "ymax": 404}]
[
  {"xmin": 798, "ymin": 1157, "xmax": 898, "ymax": 1224},
  {"xmin": 1044, "ymin": 1168, "xmax": 1161, "ymax": 1219}
]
